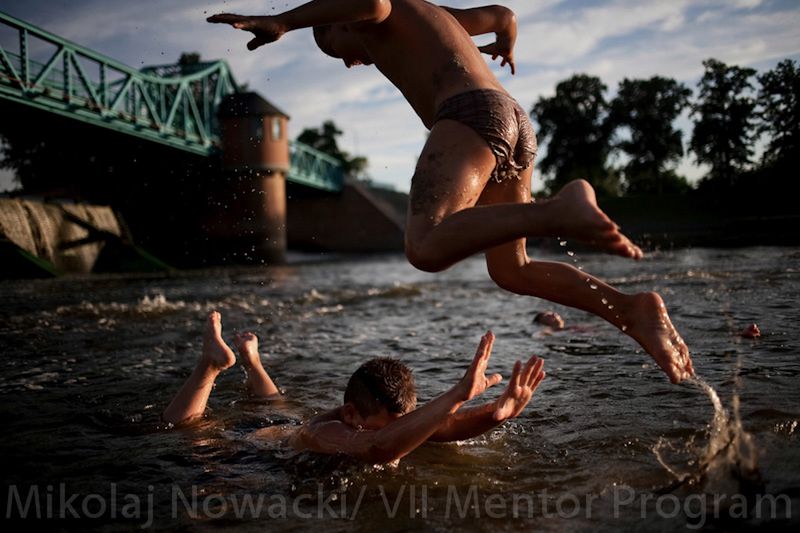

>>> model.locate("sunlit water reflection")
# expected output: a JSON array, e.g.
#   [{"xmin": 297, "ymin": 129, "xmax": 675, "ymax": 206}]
[{"xmin": 1, "ymin": 247, "xmax": 798, "ymax": 530}]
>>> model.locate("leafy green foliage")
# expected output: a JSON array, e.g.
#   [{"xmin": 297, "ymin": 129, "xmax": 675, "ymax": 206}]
[
  {"xmin": 296, "ymin": 120, "xmax": 368, "ymax": 178},
  {"xmin": 609, "ymin": 77, "xmax": 692, "ymax": 194},
  {"xmin": 690, "ymin": 58, "xmax": 758, "ymax": 186},
  {"xmin": 531, "ymin": 74, "xmax": 618, "ymax": 196},
  {"xmin": 757, "ymin": 59, "xmax": 800, "ymax": 166}
]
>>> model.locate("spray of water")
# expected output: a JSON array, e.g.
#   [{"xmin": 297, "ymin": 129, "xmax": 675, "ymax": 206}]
[
  {"xmin": 653, "ymin": 331, "xmax": 761, "ymax": 498},
  {"xmin": 555, "ymin": 241, "xmax": 761, "ymax": 495}
]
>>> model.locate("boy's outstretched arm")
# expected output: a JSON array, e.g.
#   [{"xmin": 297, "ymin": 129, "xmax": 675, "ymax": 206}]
[
  {"xmin": 428, "ymin": 354, "xmax": 545, "ymax": 442},
  {"xmin": 208, "ymin": 0, "xmax": 392, "ymax": 50},
  {"xmin": 442, "ymin": 4, "xmax": 517, "ymax": 73},
  {"xmin": 290, "ymin": 333, "xmax": 502, "ymax": 463}
]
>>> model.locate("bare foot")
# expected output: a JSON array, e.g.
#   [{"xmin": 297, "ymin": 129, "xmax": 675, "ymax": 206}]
[
  {"xmin": 202, "ymin": 311, "xmax": 236, "ymax": 370},
  {"xmin": 234, "ymin": 331, "xmax": 261, "ymax": 369},
  {"xmin": 235, "ymin": 331, "xmax": 280, "ymax": 397},
  {"xmin": 624, "ymin": 292, "xmax": 694, "ymax": 383},
  {"xmin": 549, "ymin": 179, "xmax": 643, "ymax": 260}
]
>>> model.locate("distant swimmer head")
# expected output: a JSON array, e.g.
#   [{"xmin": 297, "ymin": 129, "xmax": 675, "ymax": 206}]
[
  {"xmin": 313, "ymin": 24, "xmax": 374, "ymax": 68},
  {"xmin": 343, "ymin": 357, "xmax": 417, "ymax": 430},
  {"xmin": 739, "ymin": 323, "xmax": 761, "ymax": 339},
  {"xmin": 534, "ymin": 311, "xmax": 565, "ymax": 330}
]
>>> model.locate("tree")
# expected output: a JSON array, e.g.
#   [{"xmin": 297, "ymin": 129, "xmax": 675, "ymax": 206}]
[
  {"xmin": 178, "ymin": 52, "xmax": 201, "ymax": 67},
  {"xmin": 531, "ymin": 74, "xmax": 618, "ymax": 196},
  {"xmin": 690, "ymin": 58, "xmax": 758, "ymax": 187},
  {"xmin": 608, "ymin": 76, "xmax": 692, "ymax": 194},
  {"xmin": 757, "ymin": 59, "xmax": 800, "ymax": 167},
  {"xmin": 296, "ymin": 120, "xmax": 368, "ymax": 177}
]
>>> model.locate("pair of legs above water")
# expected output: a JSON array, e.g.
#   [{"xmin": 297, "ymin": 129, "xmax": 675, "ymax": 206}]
[
  {"xmin": 162, "ymin": 312, "xmax": 279, "ymax": 425},
  {"xmin": 404, "ymin": 119, "xmax": 693, "ymax": 383}
]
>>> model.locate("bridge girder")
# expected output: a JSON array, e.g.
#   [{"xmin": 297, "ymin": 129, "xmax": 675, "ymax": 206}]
[{"xmin": 0, "ymin": 11, "xmax": 343, "ymax": 192}]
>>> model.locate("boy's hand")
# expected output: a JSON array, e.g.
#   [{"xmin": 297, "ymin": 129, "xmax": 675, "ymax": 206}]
[
  {"xmin": 208, "ymin": 14, "xmax": 286, "ymax": 50},
  {"xmin": 478, "ymin": 41, "xmax": 515, "ymax": 75},
  {"xmin": 492, "ymin": 355, "xmax": 545, "ymax": 421},
  {"xmin": 455, "ymin": 332, "xmax": 503, "ymax": 402}
]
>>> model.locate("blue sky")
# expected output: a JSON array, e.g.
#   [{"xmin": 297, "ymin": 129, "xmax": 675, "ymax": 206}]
[{"xmin": 1, "ymin": 0, "xmax": 799, "ymax": 192}]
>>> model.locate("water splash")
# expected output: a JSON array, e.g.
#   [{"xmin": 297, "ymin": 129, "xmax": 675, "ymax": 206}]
[
  {"xmin": 692, "ymin": 377, "xmax": 760, "ymax": 495},
  {"xmin": 653, "ymin": 373, "xmax": 761, "ymax": 496}
]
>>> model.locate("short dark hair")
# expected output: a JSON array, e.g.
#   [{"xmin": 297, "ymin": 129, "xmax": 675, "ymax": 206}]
[
  {"xmin": 312, "ymin": 25, "xmax": 337, "ymax": 58},
  {"xmin": 344, "ymin": 357, "xmax": 416, "ymax": 417}
]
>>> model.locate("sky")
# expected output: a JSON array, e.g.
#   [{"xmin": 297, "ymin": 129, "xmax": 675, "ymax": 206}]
[{"xmin": 1, "ymin": 0, "xmax": 799, "ymax": 193}]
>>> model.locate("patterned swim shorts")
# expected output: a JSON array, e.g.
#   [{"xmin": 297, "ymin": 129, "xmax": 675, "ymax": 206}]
[{"xmin": 433, "ymin": 89, "xmax": 538, "ymax": 182}]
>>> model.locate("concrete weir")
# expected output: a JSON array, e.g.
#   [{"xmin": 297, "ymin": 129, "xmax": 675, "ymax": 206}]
[
  {"xmin": 0, "ymin": 198, "xmax": 122, "ymax": 275},
  {"xmin": 0, "ymin": 198, "xmax": 172, "ymax": 276}
]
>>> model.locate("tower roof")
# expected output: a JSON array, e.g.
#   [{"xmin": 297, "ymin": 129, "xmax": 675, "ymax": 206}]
[{"xmin": 218, "ymin": 91, "xmax": 290, "ymax": 119}]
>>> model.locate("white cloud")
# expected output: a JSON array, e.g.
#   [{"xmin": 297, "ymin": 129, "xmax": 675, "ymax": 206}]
[
  {"xmin": 1, "ymin": 0, "xmax": 799, "ymax": 191},
  {"xmin": 731, "ymin": 0, "xmax": 764, "ymax": 8}
]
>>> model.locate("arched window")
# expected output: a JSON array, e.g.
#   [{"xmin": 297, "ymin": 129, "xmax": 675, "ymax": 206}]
[{"xmin": 271, "ymin": 117, "xmax": 283, "ymax": 141}]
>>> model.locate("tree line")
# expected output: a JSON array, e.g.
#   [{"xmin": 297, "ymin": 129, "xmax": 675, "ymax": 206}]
[{"xmin": 531, "ymin": 58, "xmax": 799, "ymax": 197}]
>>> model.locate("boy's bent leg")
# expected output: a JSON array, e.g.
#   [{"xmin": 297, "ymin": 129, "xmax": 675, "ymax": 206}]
[
  {"xmin": 404, "ymin": 121, "xmax": 640, "ymax": 273},
  {"xmin": 235, "ymin": 332, "xmax": 280, "ymax": 397},
  {"xmin": 493, "ymin": 258, "xmax": 693, "ymax": 383},
  {"xmin": 162, "ymin": 311, "xmax": 236, "ymax": 425},
  {"xmin": 478, "ymin": 175, "xmax": 693, "ymax": 383}
]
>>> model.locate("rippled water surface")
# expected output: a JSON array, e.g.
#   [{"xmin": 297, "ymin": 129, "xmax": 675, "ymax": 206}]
[{"xmin": 1, "ymin": 247, "xmax": 798, "ymax": 531}]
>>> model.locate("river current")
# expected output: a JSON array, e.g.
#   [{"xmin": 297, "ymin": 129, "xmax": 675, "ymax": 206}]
[{"xmin": 1, "ymin": 246, "xmax": 798, "ymax": 531}]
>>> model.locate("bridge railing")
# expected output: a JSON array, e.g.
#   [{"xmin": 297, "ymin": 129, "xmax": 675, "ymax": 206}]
[
  {"xmin": 288, "ymin": 141, "xmax": 345, "ymax": 192},
  {"xmin": 0, "ymin": 10, "xmax": 344, "ymax": 192},
  {"xmin": 0, "ymin": 11, "xmax": 238, "ymax": 155}
]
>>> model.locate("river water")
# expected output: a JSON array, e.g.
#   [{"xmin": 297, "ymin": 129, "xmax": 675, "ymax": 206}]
[{"xmin": 1, "ymin": 247, "xmax": 798, "ymax": 531}]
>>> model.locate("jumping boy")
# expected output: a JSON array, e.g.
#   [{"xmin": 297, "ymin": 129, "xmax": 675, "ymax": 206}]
[
  {"xmin": 163, "ymin": 312, "xmax": 546, "ymax": 464},
  {"xmin": 208, "ymin": 0, "xmax": 695, "ymax": 383}
]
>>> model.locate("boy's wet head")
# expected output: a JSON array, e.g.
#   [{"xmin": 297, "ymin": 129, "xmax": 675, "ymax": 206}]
[
  {"xmin": 313, "ymin": 24, "xmax": 373, "ymax": 67},
  {"xmin": 313, "ymin": 25, "xmax": 337, "ymax": 57},
  {"xmin": 343, "ymin": 357, "xmax": 416, "ymax": 428}
]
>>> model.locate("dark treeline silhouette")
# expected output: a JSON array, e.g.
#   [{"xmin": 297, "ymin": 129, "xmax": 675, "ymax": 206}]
[{"xmin": 531, "ymin": 58, "xmax": 800, "ymax": 200}]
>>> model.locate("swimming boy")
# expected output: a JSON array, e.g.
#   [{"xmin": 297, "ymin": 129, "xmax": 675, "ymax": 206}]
[
  {"xmin": 163, "ymin": 312, "xmax": 545, "ymax": 464},
  {"xmin": 208, "ymin": 0, "xmax": 694, "ymax": 383}
]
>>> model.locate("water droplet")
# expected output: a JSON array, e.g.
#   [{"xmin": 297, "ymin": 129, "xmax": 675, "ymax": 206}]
[
  {"xmin": 589, "ymin": 284, "xmax": 597, "ymax": 290},
  {"xmin": 567, "ymin": 251, "xmax": 575, "ymax": 257},
  {"xmin": 559, "ymin": 240, "xmax": 567, "ymax": 247},
  {"xmin": 608, "ymin": 304, "xmax": 614, "ymax": 309},
  {"xmin": 621, "ymin": 325, "xmax": 628, "ymax": 332},
  {"xmin": 601, "ymin": 298, "xmax": 608, "ymax": 305}
]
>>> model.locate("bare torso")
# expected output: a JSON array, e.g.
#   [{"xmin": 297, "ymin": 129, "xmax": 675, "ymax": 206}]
[{"xmin": 351, "ymin": 0, "xmax": 506, "ymax": 128}]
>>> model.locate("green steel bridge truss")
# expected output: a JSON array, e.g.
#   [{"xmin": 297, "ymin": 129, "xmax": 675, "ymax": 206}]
[{"xmin": 0, "ymin": 11, "xmax": 342, "ymax": 191}]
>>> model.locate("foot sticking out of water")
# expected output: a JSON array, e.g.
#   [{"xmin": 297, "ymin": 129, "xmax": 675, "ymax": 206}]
[
  {"xmin": 161, "ymin": 311, "xmax": 235, "ymax": 425},
  {"xmin": 234, "ymin": 331, "xmax": 261, "ymax": 369},
  {"xmin": 548, "ymin": 179, "xmax": 643, "ymax": 260},
  {"xmin": 234, "ymin": 330, "xmax": 280, "ymax": 397},
  {"xmin": 202, "ymin": 311, "xmax": 236, "ymax": 371}
]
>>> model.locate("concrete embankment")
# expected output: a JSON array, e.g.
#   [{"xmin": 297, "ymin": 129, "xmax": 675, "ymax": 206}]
[
  {"xmin": 288, "ymin": 180, "xmax": 406, "ymax": 252},
  {"xmin": 0, "ymin": 198, "xmax": 122, "ymax": 275},
  {"xmin": 0, "ymin": 197, "xmax": 171, "ymax": 277}
]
